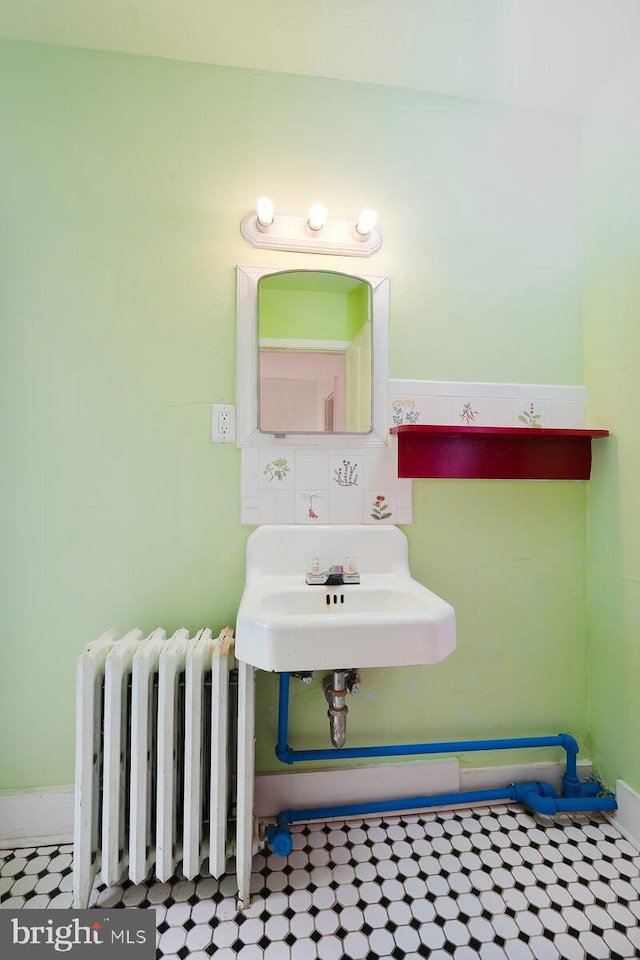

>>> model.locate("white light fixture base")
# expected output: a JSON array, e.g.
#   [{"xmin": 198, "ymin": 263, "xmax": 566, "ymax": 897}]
[{"xmin": 240, "ymin": 212, "xmax": 382, "ymax": 257}]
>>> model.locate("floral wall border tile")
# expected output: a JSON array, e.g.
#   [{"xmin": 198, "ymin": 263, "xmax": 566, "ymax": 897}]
[{"xmin": 389, "ymin": 379, "xmax": 586, "ymax": 430}]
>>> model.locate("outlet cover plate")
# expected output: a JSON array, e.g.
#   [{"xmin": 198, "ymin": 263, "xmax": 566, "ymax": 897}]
[{"xmin": 212, "ymin": 404, "xmax": 236, "ymax": 443}]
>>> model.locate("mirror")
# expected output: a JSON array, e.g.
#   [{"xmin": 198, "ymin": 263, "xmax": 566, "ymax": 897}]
[
  {"xmin": 258, "ymin": 271, "xmax": 372, "ymax": 434},
  {"xmin": 236, "ymin": 265, "xmax": 389, "ymax": 448}
]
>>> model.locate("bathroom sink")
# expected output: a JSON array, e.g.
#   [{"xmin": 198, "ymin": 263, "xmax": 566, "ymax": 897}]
[{"xmin": 235, "ymin": 525, "xmax": 456, "ymax": 671}]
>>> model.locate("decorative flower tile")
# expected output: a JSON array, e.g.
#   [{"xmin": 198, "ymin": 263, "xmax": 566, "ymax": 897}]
[
  {"xmin": 295, "ymin": 491, "xmax": 328, "ymax": 524},
  {"xmin": 391, "ymin": 399, "xmax": 420, "ymax": 426},
  {"xmin": 459, "ymin": 401, "xmax": 480, "ymax": 425},
  {"xmin": 516, "ymin": 400, "xmax": 545, "ymax": 428},
  {"xmin": 364, "ymin": 490, "xmax": 396, "ymax": 524},
  {"xmin": 461, "ymin": 398, "xmax": 512, "ymax": 427},
  {"xmin": 330, "ymin": 456, "xmax": 360, "ymax": 488},
  {"xmin": 259, "ymin": 452, "xmax": 295, "ymax": 489}
]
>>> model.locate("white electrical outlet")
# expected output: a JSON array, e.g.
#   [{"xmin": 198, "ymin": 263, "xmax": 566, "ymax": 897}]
[{"xmin": 211, "ymin": 404, "xmax": 236, "ymax": 443}]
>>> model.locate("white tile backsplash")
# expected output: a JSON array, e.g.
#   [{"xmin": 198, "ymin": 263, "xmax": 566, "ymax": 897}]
[
  {"xmin": 257, "ymin": 489, "xmax": 295, "ymax": 523},
  {"xmin": 395, "ymin": 478, "xmax": 413, "ymax": 512},
  {"xmin": 363, "ymin": 450, "xmax": 398, "ymax": 489},
  {"xmin": 240, "ymin": 380, "xmax": 590, "ymax": 524},
  {"xmin": 418, "ymin": 396, "xmax": 454, "ymax": 425},
  {"xmin": 294, "ymin": 453, "xmax": 330, "ymax": 490},
  {"xmin": 542, "ymin": 401, "xmax": 586, "ymax": 429},
  {"xmin": 328, "ymin": 488, "xmax": 364, "ymax": 524},
  {"xmin": 240, "ymin": 447, "xmax": 259, "ymax": 497},
  {"xmin": 390, "ymin": 379, "xmax": 587, "ymax": 403},
  {"xmin": 242, "ymin": 444, "xmax": 411, "ymax": 526},
  {"xmin": 241, "ymin": 506, "xmax": 260, "ymax": 525}
]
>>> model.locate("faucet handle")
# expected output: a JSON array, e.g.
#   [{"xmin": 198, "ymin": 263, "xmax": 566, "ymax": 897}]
[{"xmin": 326, "ymin": 565, "xmax": 345, "ymax": 585}]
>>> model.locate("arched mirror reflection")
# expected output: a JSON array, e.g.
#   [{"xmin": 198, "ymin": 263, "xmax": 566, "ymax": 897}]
[
  {"xmin": 258, "ymin": 271, "xmax": 372, "ymax": 434},
  {"xmin": 236, "ymin": 264, "xmax": 388, "ymax": 448}
]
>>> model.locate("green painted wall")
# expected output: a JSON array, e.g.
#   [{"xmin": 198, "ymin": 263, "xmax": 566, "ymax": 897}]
[
  {"xmin": 583, "ymin": 48, "xmax": 640, "ymax": 795},
  {"xmin": 0, "ymin": 40, "xmax": 586, "ymax": 790}
]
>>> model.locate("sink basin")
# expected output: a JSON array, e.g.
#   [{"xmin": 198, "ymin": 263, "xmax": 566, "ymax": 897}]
[{"xmin": 235, "ymin": 525, "xmax": 456, "ymax": 671}]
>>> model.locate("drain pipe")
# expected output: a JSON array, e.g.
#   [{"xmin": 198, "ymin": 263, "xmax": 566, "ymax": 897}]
[
  {"xmin": 267, "ymin": 779, "xmax": 616, "ymax": 857},
  {"xmin": 323, "ymin": 670, "xmax": 360, "ymax": 748},
  {"xmin": 323, "ymin": 671, "xmax": 348, "ymax": 748},
  {"xmin": 269, "ymin": 671, "xmax": 617, "ymax": 856}
]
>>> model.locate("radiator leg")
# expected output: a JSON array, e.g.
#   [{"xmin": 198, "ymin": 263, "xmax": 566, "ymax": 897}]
[
  {"xmin": 73, "ymin": 720, "xmax": 97, "ymax": 908},
  {"xmin": 73, "ymin": 634, "xmax": 117, "ymax": 908},
  {"xmin": 236, "ymin": 661, "xmax": 256, "ymax": 910}
]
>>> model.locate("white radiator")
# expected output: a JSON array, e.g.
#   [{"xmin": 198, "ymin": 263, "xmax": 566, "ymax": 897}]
[{"xmin": 72, "ymin": 626, "xmax": 237, "ymax": 908}]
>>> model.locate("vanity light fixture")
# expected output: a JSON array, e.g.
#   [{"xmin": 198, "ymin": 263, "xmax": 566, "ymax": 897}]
[{"xmin": 240, "ymin": 199, "xmax": 382, "ymax": 257}]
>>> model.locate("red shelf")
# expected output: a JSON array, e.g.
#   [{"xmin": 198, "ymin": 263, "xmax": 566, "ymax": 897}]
[{"xmin": 390, "ymin": 425, "xmax": 609, "ymax": 480}]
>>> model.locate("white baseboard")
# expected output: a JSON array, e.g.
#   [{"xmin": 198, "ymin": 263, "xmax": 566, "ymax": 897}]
[
  {"xmin": 459, "ymin": 758, "xmax": 593, "ymax": 793},
  {"xmin": 254, "ymin": 760, "xmax": 460, "ymax": 817},
  {"xmin": 254, "ymin": 757, "xmax": 593, "ymax": 819},
  {"xmin": 0, "ymin": 758, "xmax": 600, "ymax": 848},
  {"xmin": 615, "ymin": 779, "xmax": 640, "ymax": 850},
  {"xmin": 0, "ymin": 786, "xmax": 74, "ymax": 848}
]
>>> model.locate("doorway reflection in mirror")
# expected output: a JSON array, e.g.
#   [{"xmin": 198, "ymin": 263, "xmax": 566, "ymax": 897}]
[{"xmin": 258, "ymin": 271, "xmax": 373, "ymax": 435}]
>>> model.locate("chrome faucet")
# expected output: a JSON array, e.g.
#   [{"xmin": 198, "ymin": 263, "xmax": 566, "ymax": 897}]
[{"xmin": 305, "ymin": 564, "xmax": 360, "ymax": 585}]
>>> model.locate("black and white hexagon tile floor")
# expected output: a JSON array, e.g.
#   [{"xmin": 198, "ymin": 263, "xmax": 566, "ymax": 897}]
[{"xmin": 2, "ymin": 805, "xmax": 640, "ymax": 959}]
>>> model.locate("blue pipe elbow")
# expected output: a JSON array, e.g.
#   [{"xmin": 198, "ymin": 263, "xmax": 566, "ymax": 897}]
[
  {"xmin": 267, "ymin": 813, "xmax": 293, "ymax": 857},
  {"xmin": 557, "ymin": 732, "xmax": 579, "ymax": 754},
  {"xmin": 510, "ymin": 780, "xmax": 617, "ymax": 816},
  {"xmin": 275, "ymin": 744, "xmax": 294, "ymax": 764},
  {"xmin": 521, "ymin": 789, "xmax": 561, "ymax": 816},
  {"xmin": 525, "ymin": 792, "xmax": 617, "ymax": 815},
  {"xmin": 574, "ymin": 779, "xmax": 604, "ymax": 798},
  {"xmin": 269, "ymin": 827, "xmax": 293, "ymax": 857},
  {"xmin": 509, "ymin": 781, "xmax": 558, "ymax": 807}
]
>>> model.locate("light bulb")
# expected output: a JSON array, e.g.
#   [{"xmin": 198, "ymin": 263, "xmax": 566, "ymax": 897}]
[
  {"xmin": 307, "ymin": 202, "xmax": 327, "ymax": 232},
  {"xmin": 355, "ymin": 208, "xmax": 378, "ymax": 237},
  {"xmin": 256, "ymin": 196, "xmax": 274, "ymax": 229}
]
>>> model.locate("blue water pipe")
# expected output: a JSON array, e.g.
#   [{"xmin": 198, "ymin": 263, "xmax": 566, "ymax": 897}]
[{"xmin": 267, "ymin": 671, "xmax": 617, "ymax": 856}]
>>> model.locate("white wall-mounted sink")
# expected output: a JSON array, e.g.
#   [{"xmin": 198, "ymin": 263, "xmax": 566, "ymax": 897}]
[{"xmin": 235, "ymin": 525, "xmax": 456, "ymax": 671}]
